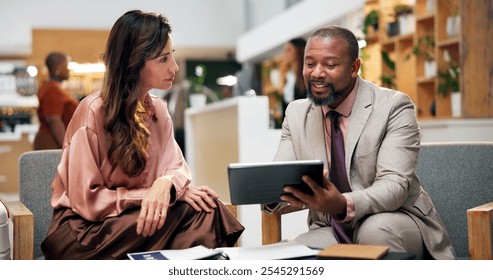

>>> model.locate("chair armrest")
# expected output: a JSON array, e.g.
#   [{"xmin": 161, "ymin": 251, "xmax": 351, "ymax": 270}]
[
  {"xmin": 262, "ymin": 211, "xmax": 281, "ymax": 245},
  {"xmin": 4, "ymin": 201, "xmax": 34, "ymax": 260},
  {"xmin": 467, "ymin": 201, "xmax": 493, "ymax": 260},
  {"xmin": 223, "ymin": 202, "xmax": 237, "ymax": 218},
  {"xmin": 261, "ymin": 205, "xmax": 304, "ymax": 245}
]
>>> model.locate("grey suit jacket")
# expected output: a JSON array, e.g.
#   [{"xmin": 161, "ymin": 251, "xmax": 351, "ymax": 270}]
[{"xmin": 271, "ymin": 76, "xmax": 455, "ymax": 259}]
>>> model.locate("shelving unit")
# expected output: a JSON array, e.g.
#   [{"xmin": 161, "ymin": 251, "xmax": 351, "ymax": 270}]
[
  {"xmin": 414, "ymin": 0, "xmax": 438, "ymax": 118},
  {"xmin": 362, "ymin": 0, "xmax": 417, "ymax": 111},
  {"xmin": 362, "ymin": 0, "xmax": 493, "ymax": 119},
  {"xmin": 64, "ymin": 71, "xmax": 104, "ymax": 100},
  {"xmin": 260, "ymin": 53, "xmax": 289, "ymax": 128}
]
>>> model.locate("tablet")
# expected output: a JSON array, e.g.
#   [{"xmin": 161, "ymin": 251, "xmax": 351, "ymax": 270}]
[{"xmin": 227, "ymin": 160, "xmax": 324, "ymax": 205}]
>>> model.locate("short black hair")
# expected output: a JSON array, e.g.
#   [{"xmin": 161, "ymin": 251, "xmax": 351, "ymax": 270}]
[
  {"xmin": 45, "ymin": 52, "xmax": 67, "ymax": 73},
  {"xmin": 310, "ymin": 25, "xmax": 359, "ymax": 61}
]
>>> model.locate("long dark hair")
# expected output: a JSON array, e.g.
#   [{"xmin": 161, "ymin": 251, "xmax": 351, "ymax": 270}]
[
  {"xmin": 101, "ymin": 10, "xmax": 172, "ymax": 177},
  {"xmin": 289, "ymin": 38, "xmax": 307, "ymax": 99}
]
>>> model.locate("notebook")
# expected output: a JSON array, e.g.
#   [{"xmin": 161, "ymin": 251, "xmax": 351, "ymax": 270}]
[
  {"xmin": 316, "ymin": 244, "xmax": 389, "ymax": 260},
  {"xmin": 227, "ymin": 160, "xmax": 324, "ymax": 205}
]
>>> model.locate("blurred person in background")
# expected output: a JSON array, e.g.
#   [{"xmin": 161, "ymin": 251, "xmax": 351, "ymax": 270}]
[
  {"xmin": 280, "ymin": 38, "xmax": 307, "ymax": 116},
  {"xmin": 33, "ymin": 52, "xmax": 78, "ymax": 150}
]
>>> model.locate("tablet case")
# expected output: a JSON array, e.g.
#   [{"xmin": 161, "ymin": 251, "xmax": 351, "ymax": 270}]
[{"xmin": 227, "ymin": 160, "xmax": 324, "ymax": 205}]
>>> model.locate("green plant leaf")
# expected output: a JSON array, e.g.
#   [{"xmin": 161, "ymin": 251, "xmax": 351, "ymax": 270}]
[
  {"xmin": 381, "ymin": 51, "xmax": 395, "ymax": 70},
  {"xmin": 437, "ymin": 63, "xmax": 460, "ymax": 96}
]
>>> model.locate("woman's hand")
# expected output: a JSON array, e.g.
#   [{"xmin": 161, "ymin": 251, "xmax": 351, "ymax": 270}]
[
  {"xmin": 136, "ymin": 177, "xmax": 173, "ymax": 237},
  {"xmin": 178, "ymin": 186, "xmax": 219, "ymax": 212}
]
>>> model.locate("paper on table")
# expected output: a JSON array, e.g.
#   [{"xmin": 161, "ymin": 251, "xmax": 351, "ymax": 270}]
[{"xmin": 218, "ymin": 241, "xmax": 321, "ymax": 260}]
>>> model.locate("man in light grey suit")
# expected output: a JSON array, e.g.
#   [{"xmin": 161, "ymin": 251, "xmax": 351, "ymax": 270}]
[{"xmin": 263, "ymin": 25, "xmax": 455, "ymax": 259}]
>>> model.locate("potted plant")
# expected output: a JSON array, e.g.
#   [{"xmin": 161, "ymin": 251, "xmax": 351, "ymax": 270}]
[
  {"xmin": 444, "ymin": 0, "xmax": 460, "ymax": 37},
  {"xmin": 408, "ymin": 30, "xmax": 436, "ymax": 78},
  {"xmin": 437, "ymin": 50, "xmax": 461, "ymax": 117},
  {"xmin": 437, "ymin": 64, "xmax": 459, "ymax": 95},
  {"xmin": 363, "ymin": 9, "xmax": 380, "ymax": 38},
  {"xmin": 426, "ymin": 0, "xmax": 436, "ymax": 13},
  {"xmin": 393, "ymin": 4, "xmax": 414, "ymax": 35},
  {"xmin": 380, "ymin": 51, "xmax": 396, "ymax": 89},
  {"xmin": 394, "ymin": 4, "xmax": 414, "ymax": 17},
  {"xmin": 381, "ymin": 73, "xmax": 396, "ymax": 89},
  {"xmin": 187, "ymin": 64, "xmax": 207, "ymax": 108}
]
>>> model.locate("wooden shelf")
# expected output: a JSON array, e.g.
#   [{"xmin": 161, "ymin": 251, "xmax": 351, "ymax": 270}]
[
  {"xmin": 437, "ymin": 37, "xmax": 459, "ymax": 48},
  {"xmin": 416, "ymin": 14, "xmax": 434, "ymax": 23},
  {"xmin": 417, "ymin": 76, "xmax": 435, "ymax": 84},
  {"xmin": 362, "ymin": 0, "xmax": 493, "ymax": 119},
  {"xmin": 382, "ymin": 33, "xmax": 414, "ymax": 46}
]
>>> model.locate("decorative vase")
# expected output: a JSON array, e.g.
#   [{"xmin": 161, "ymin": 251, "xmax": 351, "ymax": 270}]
[
  {"xmin": 426, "ymin": 0, "xmax": 435, "ymax": 13},
  {"xmin": 446, "ymin": 16, "xmax": 460, "ymax": 38},
  {"xmin": 398, "ymin": 14, "xmax": 415, "ymax": 35},
  {"xmin": 451, "ymin": 91, "xmax": 461, "ymax": 117},
  {"xmin": 424, "ymin": 60, "xmax": 437, "ymax": 78},
  {"xmin": 189, "ymin": 93, "xmax": 207, "ymax": 108}
]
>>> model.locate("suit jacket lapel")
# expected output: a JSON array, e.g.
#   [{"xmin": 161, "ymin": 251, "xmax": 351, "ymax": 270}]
[
  {"xmin": 346, "ymin": 77, "xmax": 373, "ymax": 172},
  {"xmin": 307, "ymin": 104, "xmax": 329, "ymax": 168}
]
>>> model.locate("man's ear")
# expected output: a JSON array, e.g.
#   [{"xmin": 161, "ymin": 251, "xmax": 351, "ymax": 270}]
[{"xmin": 352, "ymin": 58, "xmax": 362, "ymax": 78}]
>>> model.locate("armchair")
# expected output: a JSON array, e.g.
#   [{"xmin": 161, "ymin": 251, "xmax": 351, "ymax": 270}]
[
  {"xmin": 4, "ymin": 149, "xmax": 239, "ymax": 259},
  {"xmin": 5, "ymin": 149, "xmax": 61, "ymax": 259},
  {"xmin": 261, "ymin": 142, "xmax": 493, "ymax": 259}
]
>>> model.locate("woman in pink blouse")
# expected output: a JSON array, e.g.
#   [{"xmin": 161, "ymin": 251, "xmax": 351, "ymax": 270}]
[{"xmin": 41, "ymin": 10, "xmax": 244, "ymax": 260}]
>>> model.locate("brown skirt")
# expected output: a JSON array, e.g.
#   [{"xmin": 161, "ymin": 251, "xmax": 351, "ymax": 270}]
[{"xmin": 41, "ymin": 199, "xmax": 244, "ymax": 260}]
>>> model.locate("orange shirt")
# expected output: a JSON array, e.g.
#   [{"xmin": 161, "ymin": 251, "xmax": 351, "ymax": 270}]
[{"xmin": 37, "ymin": 80, "xmax": 78, "ymax": 132}]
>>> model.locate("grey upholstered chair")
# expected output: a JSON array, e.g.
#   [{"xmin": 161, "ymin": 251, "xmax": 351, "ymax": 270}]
[
  {"xmin": 415, "ymin": 142, "xmax": 493, "ymax": 259},
  {"xmin": 5, "ymin": 148, "xmax": 239, "ymax": 259},
  {"xmin": 5, "ymin": 149, "xmax": 61, "ymax": 259},
  {"xmin": 261, "ymin": 142, "xmax": 493, "ymax": 259}
]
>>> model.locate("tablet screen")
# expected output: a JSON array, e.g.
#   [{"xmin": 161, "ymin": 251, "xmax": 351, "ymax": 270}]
[{"xmin": 227, "ymin": 160, "xmax": 324, "ymax": 205}]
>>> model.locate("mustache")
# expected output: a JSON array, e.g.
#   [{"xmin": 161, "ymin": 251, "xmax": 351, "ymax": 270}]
[
  {"xmin": 308, "ymin": 79, "xmax": 335, "ymax": 90},
  {"xmin": 308, "ymin": 79, "xmax": 327, "ymax": 85}
]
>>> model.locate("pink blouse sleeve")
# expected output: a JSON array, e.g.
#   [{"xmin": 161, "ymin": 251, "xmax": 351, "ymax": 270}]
[
  {"xmin": 155, "ymin": 115, "xmax": 191, "ymax": 201},
  {"xmin": 112, "ymin": 117, "xmax": 191, "ymax": 209}
]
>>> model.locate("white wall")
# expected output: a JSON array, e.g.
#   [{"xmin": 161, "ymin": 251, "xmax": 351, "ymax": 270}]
[
  {"xmin": 0, "ymin": 0, "xmax": 365, "ymax": 61},
  {"xmin": 236, "ymin": 0, "xmax": 365, "ymax": 63},
  {"xmin": 0, "ymin": 0, "xmax": 248, "ymax": 56}
]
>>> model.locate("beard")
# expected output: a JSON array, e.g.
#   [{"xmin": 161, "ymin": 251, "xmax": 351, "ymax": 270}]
[{"xmin": 306, "ymin": 80, "xmax": 349, "ymax": 107}]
